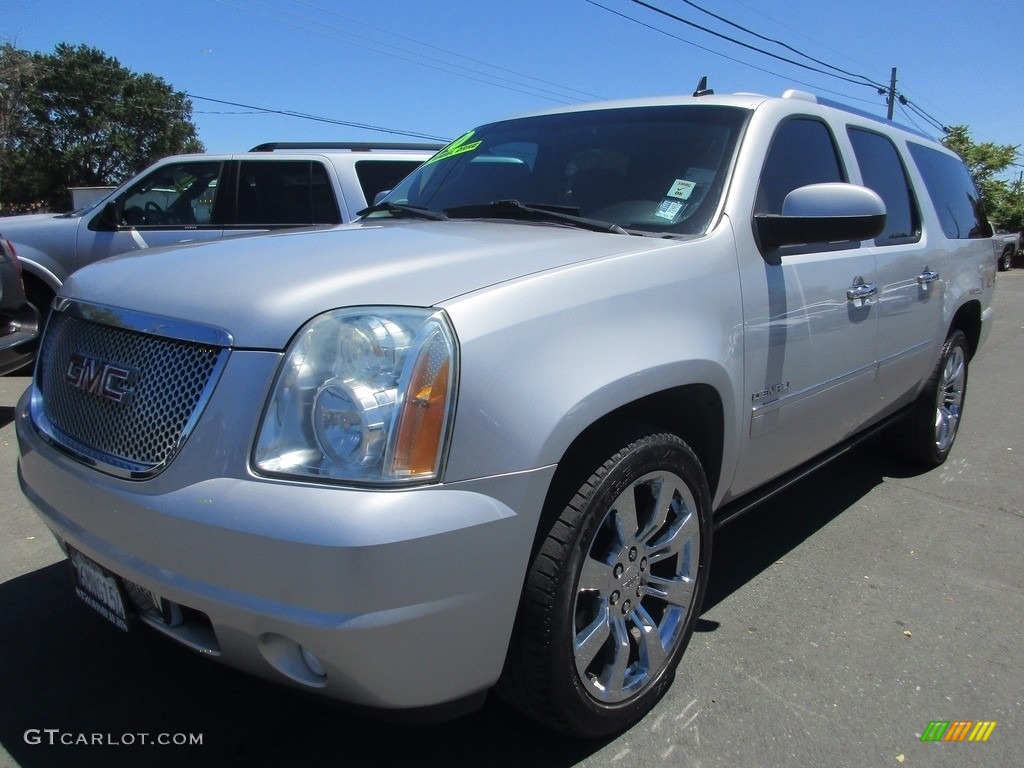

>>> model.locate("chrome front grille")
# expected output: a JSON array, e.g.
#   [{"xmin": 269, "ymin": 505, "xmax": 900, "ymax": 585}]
[{"xmin": 33, "ymin": 301, "xmax": 230, "ymax": 478}]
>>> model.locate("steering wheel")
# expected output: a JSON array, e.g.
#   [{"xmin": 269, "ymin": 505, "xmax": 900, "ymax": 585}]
[{"xmin": 144, "ymin": 201, "xmax": 167, "ymax": 224}]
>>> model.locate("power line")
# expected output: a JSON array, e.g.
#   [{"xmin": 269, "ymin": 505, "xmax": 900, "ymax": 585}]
[
  {"xmin": 673, "ymin": 1, "xmax": 958, "ymax": 132},
  {"xmin": 210, "ymin": 0, "xmax": 586, "ymax": 105},
  {"xmin": 720, "ymin": 0, "xmax": 879, "ymax": 76},
  {"xmin": 675, "ymin": 0, "xmax": 887, "ymax": 90},
  {"xmin": 624, "ymin": 0, "xmax": 881, "ymax": 91},
  {"xmin": 583, "ymin": 0, "xmax": 879, "ymax": 106},
  {"xmin": 186, "ymin": 93, "xmax": 451, "ymax": 142},
  {"xmin": 900, "ymin": 98, "xmax": 949, "ymax": 135},
  {"xmin": 290, "ymin": 0, "xmax": 605, "ymax": 101},
  {"xmin": 895, "ymin": 101, "xmax": 932, "ymax": 137}
]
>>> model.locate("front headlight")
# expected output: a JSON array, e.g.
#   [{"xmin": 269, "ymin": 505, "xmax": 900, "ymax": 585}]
[{"xmin": 254, "ymin": 307, "xmax": 457, "ymax": 484}]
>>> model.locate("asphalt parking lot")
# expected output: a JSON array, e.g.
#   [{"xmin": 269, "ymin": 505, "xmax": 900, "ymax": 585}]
[{"xmin": 1, "ymin": 272, "xmax": 1021, "ymax": 768}]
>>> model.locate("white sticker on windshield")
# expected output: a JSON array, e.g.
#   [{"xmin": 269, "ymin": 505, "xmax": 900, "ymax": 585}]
[
  {"xmin": 654, "ymin": 199, "xmax": 684, "ymax": 222},
  {"xmin": 667, "ymin": 179, "xmax": 696, "ymax": 200}
]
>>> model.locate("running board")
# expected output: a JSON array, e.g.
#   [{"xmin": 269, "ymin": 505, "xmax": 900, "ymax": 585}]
[{"xmin": 712, "ymin": 408, "xmax": 909, "ymax": 531}]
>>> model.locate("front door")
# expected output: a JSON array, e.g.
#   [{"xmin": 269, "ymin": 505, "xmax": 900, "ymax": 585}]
[
  {"xmin": 734, "ymin": 117, "xmax": 879, "ymax": 491},
  {"xmin": 78, "ymin": 160, "xmax": 226, "ymax": 267}
]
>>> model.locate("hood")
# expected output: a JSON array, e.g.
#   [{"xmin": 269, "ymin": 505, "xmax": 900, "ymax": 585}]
[
  {"xmin": 62, "ymin": 220, "xmax": 680, "ymax": 349},
  {"xmin": 0, "ymin": 212, "xmax": 80, "ymax": 239}
]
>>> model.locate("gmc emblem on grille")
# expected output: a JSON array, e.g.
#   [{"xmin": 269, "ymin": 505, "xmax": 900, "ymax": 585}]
[{"xmin": 66, "ymin": 353, "xmax": 136, "ymax": 404}]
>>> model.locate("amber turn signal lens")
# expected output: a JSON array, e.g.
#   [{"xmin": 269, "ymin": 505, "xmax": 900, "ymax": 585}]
[{"xmin": 390, "ymin": 347, "xmax": 451, "ymax": 477}]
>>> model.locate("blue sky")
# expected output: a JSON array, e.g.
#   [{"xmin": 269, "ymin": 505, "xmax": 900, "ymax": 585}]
[{"xmin": 5, "ymin": 0, "xmax": 1022, "ymax": 177}]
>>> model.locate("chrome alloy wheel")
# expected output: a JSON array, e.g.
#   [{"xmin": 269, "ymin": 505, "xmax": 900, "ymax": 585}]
[
  {"xmin": 572, "ymin": 470, "xmax": 701, "ymax": 703},
  {"xmin": 934, "ymin": 343, "xmax": 966, "ymax": 453}
]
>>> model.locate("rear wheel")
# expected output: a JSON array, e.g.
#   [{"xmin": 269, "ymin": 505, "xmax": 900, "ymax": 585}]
[
  {"xmin": 499, "ymin": 429, "xmax": 712, "ymax": 737},
  {"xmin": 999, "ymin": 247, "xmax": 1013, "ymax": 272},
  {"xmin": 887, "ymin": 330, "xmax": 969, "ymax": 466}
]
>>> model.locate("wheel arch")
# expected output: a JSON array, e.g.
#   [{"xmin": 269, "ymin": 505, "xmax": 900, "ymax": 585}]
[
  {"xmin": 19, "ymin": 268, "xmax": 59, "ymax": 317},
  {"xmin": 530, "ymin": 383, "xmax": 725, "ymax": 563},
  {"xmin": 949, "ymin": 299, "xmax": 982, "ymax": 359}
]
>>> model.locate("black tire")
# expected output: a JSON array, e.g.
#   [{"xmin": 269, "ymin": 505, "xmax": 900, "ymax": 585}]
[
  {"xmin": 886, "ymin": 330, "xmax": 969, "ymax": 466},
  {"xmin": 998, "ymin": 247, "xmax": 1012, "ymax": 272},
  {"xmin": 498, "ymin": 429, "xmax": 712, "ymax": 737}
]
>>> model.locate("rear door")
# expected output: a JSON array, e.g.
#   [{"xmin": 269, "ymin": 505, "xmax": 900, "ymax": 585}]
[
  {"xmin": 847, "ymin": 127, "xmax": 942, "ymax": 409},
  {"xmin": 222, "ymin": 159, "xmax": 342, "ymax": 233}
]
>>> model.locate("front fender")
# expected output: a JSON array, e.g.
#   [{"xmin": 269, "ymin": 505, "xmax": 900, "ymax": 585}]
[
  {"xmin": 441, "ymin": 229, "xmax": 743, "ymax": 492},
  {"xmin": 11, "ymin": 243, "xmax": 65, "ymax": 292}
]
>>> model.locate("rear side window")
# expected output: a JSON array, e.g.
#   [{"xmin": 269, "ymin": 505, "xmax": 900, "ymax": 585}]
[
  {"xmin": 848, "ymin": 128, "xmax": 920, "ymax": 244},
  {"xmin": 235, "ymin": 160, "xmax": 340, "ymax": 226},
  {"xmin": 354, "ymin": 160, "xmax": 424, "ymax": 206},
  {"xmin": 756, "ymin": 118, "xmax": 845, "ymax": 215},
  {"xmin": 907, "ymin": 143, "xmax": 989, "ymax": 239}
]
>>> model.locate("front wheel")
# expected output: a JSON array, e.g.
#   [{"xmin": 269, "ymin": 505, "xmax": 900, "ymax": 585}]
[
  {"xmin": 499, "ymin": 430, "xmax": 712, "ymax": 737},
  {"xmin": 887, "ymin": 330, "xmax": 969, "ymax": 466}
]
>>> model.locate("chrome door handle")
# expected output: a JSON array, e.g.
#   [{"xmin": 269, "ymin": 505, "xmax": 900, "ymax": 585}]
[
  {"xmin": 918, "ymin": 270, "xmax": 940, "ymax": 284},
  {"xmin": 847, "ymin": 282, "xmax": 878, "ymax": 301}
]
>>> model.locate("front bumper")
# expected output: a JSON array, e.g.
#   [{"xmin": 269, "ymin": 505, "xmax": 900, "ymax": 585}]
[{"xmin": 16, "ymin": 360, "xmax": 553, "ymax": 711}]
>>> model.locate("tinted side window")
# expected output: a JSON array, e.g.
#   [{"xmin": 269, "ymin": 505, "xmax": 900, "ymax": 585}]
[
  {"xmin": 354, "ymin": 160, "xmax": 423, "ymax": 207},
  {"xmin": 756, "ymin": 118, "xmax": 845, "ymax": 214},
  {"xmin": 121, "ymin": 162, "xmax": 222, "ymax": 226},
  {"xmin": 848, "ymin": 128, "xmax": 920, "ymax": 244},
  {"xmin": 907, "ymin": 143, "xmax": 989, "ymax": 239},
  {"xmin": 236, "ymin": 160, "xmax": 340, "ymax": 226}
]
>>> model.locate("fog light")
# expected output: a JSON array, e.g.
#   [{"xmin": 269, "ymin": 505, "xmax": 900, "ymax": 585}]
[
  {"xmin": 301, "ymin": 646, "xmax": 326, "ymax": 677},
  {"xmin": 258, "ymin": 633, "xmax": 327, "ymax": 687}
]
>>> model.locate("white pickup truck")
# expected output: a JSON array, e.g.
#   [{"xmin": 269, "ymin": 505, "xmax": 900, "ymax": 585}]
[
  {"xmin": 992, "ymin": 226, "xmax": 1020, "ymax": 271},
  {"xmin": 0, "ymin": 142, "xmax": 438, "ymax": 317}
]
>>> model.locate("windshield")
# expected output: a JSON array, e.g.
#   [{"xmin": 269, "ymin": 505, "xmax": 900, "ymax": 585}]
[{"xmin": 383, "ymin": 104, "xmax": 749, "ymax": 235}]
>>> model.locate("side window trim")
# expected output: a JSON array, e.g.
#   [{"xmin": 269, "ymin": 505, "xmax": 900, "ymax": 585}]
[
  {"xmin": 309, "ymin": 160, "xmax": 342, "ymax": 225},
  {"xmin": 225, "ymin": 159, "xmax": 341, "ymax": 229},
  {"xmin": 210, "ymin": 160, "xmax": 238, "ymax": 227},
  {"xmin": 112, "ymin": 160, "xmax": 226, "ymax": 230},
  {"xmin": 753, "ymin": 115, "xmax": 852, "ymax": 259},
  {"xmin": 754, "ymin": 115, "xmax": 848, "ymax": 216},
  {"xmin": 846, "ymin": 126, "xmax": 922, "ymax": 246},
  {"xmin": 907, "ymin": 142, "xmax": 990, "ymax": 240}
]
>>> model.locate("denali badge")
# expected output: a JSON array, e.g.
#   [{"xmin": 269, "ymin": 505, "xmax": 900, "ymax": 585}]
[
  {"xmin": 66, "ymin": 353, "xmax": 136, "ymax": 404},
  {"xmin": 751, "ymin": 381, "xmax": 790, "ymax": 404}
]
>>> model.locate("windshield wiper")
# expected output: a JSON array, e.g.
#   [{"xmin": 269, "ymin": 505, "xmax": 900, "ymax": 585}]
[
  {"xmin": 444, "ymin": 199, "xmax": 627, "ymax": 235},
  {"xmin": 357, "ymin": 201, "xmax": 448, "ymax": 221}
]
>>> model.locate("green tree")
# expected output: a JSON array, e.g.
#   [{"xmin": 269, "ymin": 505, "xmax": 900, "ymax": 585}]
[
  {"xmin": 0, "ymin": 43, "xmax": 41, "ymax": 208},
  {"xmin": 942, "ymin": 125, "xmax": 1023, "ymax": 231},
  {"xmin": 0, "ymin": 42, "xmax": 203, "ymax": 212}
]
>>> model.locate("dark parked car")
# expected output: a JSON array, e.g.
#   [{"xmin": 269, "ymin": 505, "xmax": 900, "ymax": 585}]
[{"xmin": 0, "ymin": 235, "xmax": 39, "ymax": 375}]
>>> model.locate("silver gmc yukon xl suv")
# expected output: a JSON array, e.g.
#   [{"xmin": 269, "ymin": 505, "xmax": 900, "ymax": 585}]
[{"xmin": 16, "ymin": 88, "xmax": 995, "ymax": 736}]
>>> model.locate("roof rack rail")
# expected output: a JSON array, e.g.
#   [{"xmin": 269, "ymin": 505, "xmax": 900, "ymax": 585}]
[
  {"xmin": 812, "ymin": 97, "xmax": 932, "ymax": 140},
  {"xmin": 249, "ymin": 141, "xmax": 444, "ymax": 152}
]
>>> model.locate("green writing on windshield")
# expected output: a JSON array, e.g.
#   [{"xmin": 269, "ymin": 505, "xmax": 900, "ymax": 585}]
[{"xmin": 424, "ymin": 131, "xmax": 482, "ymax": 165}]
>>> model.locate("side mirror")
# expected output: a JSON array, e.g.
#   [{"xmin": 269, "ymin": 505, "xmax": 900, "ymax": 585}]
[
  {"xmin": 755, "ymin": 183, "xmax": 886, "ymax": 255},
  {"xmin": 96, "ymin": 200, "xmax": 122, "ymax": 230},
  {"xmin": 372, "ymin": 190, "xmax": 391, "ymax": 206}
]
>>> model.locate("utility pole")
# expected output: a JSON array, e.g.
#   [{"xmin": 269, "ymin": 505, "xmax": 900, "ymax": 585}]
[{"xmin": 886, "ymin": 67, "xmax": 897, "ymax": 121}]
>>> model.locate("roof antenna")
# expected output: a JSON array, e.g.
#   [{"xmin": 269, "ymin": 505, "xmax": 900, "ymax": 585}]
[{"xmin": 693, "ymin": 76, "xmax": 714, "ymax": 97}]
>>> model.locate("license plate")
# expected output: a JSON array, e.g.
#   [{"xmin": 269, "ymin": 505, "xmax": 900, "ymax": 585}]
[{"xmin": 69, "ymin": 548, "xmax": 130, "ymax": 632}]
